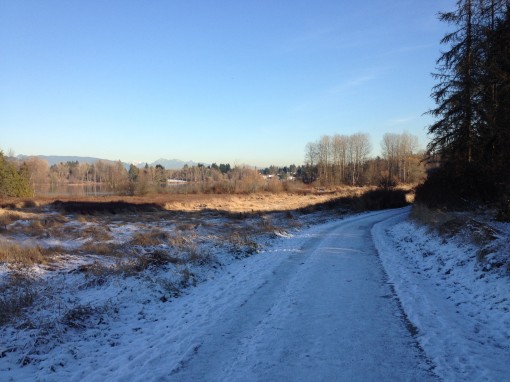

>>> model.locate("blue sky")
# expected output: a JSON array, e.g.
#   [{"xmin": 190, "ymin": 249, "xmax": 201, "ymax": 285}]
[{"xmin": 0, "ymin": 0, "xmax": 454, "ymax": 167}]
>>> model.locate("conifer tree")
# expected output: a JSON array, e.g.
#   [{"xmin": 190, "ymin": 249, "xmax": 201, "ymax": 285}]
[
  {"xmin": 0, "ymin": 152, "xmax": 33, "ymax": 197},
  {"xmin": 480, "ymin": 2, "xmax": 510, "ymax": 182},
  {"xmin": 420, "ymin": 0, "xmax": 510, "ymax": 206},
  {"xmin": 427, "ymin": 0, "xmax": 483, "ymax": 169}
]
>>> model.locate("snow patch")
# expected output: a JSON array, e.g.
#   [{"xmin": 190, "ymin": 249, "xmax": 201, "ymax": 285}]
[{"xmin": 373, "ymin": 211, "xmax": 510, "ymax": 381}]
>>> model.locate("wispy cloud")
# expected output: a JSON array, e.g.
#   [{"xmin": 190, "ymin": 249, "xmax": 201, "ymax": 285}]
[
  {"xmin": 275, "ymin": 25, "xmax": 369, "ymax": 55},
  {"xmin": 328, "ymin": 65, "xmax": 390, "ymax": 94},
  {"xmin": 328, "ymin": 74, "xmax": 375, "ymax": 93},
  {"xmin": 290, "ymin": 65, "xmax": 391, "ymax": 114},
  {"xmin": 384, "ymin": 116, "xmax": 417, "ymax": 127},
  {"xmin": 291, "ymin": 68, "xmax": 385, "ymax": 114},
  {"xmin": 396, "ymin": 43, "xmax": 436, "ymax": 53}
]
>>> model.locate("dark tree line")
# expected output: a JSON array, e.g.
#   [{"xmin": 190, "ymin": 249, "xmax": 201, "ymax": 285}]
[{"xmin": 420, "ymin": 1, "xmax": 510, "ymax": 208}]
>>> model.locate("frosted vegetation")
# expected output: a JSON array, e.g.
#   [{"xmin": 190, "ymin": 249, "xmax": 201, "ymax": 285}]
[{"xmin": 0, "ymin": 197, "xmax": 508, "ymax": 380}]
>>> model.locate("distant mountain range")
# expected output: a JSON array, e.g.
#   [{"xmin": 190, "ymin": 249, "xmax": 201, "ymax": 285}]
[
  {"xmin": 147, "ymin": 158, "xmax": 203, "ymax": 169},
  {"xmin": 16, "ymin": 155, "xmax": 201, "ymax": 170}
]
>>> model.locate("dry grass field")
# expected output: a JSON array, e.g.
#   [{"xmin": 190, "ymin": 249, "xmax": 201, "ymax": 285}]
[
  {"xmin": 0, "ymin": 186, "xmax": 412, "ymax": 326},
  {"xmin": 0, "ymin": 186, "xmax": 373, "ymax": 213}
]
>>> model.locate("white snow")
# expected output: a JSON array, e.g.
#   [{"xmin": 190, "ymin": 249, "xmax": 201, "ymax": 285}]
[
  {"xmin": 373, "ymin": 209, "xmax": 510, "ymax": 381},
  {"xmin": 1, "ymin": 207, "xmax": 509, "ymax": 381}
]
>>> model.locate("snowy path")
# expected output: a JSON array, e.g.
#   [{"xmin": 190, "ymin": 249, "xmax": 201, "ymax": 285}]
[
  {"xmin": 156, "ymin": 208, "xmax": 434, "ymax": 381},
  {"xmin": 1, "ymin": 208, "xmax": 438, "ymax": 381}
]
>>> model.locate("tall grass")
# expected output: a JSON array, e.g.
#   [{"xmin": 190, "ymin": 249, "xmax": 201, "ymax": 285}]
[
  {"xmin": 0, "ymin": 244, "xmax": 47, "ymax": 265},
  {"xmin": 0, "ymin": 270, "xmax": 38, "ymax": 325},
  {"xmin": 130, "ymin": 229, "xmax": 169, "ymax": 246}
]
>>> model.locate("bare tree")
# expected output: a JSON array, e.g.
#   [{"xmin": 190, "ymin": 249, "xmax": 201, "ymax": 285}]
[
  {"xmin": 23, "ymin": 157, "xmax": 50, "ymax": 190},
  {"xmin": 399, "ymin": 132, "xmax": 419, "ymax": 183},
  {"xmin": 332, "ymin": 135, "xmax": 349, "ymax": 185},
  {"xmin": 348, "ymin": 133, "xmax": 371, "ymax": 185},
  {"xmin": 381, "ymin": 133, "xmax": 400, "ymax": 182},
  {"xmin": 317, "ymin": 136, "xmax": 332, "ymax": 186},
  {"xmin": 381, "ymin": 132, "xmax": 420, "ymax": 184},
  {"xmin": 305, "ymin": 133, "xmax": 371, "ymax": 186}
]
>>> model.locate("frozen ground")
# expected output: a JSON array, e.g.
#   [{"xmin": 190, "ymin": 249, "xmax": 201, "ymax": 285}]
[
  {"xmin": 373, "ymin": 209, "xmax": 510, "ymax": 381},
  {"xmin": 1, "ymin": 206, "xmax": 509, "ymax": 381}
]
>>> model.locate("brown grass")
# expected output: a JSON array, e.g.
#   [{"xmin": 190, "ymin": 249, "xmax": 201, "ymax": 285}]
[
  {"xmin": 0, "ymin": 212, "xmax": 21, "ymax": 229},
  {"xmin": 411, "ymin": 204, "xmax": 467, "ymax": 237},
  {"xmin": 258, "ymin": 215, "xmax": 279, "ymax": 234},
  {"xmin": 78, "ymin": 251, "xmax": 181, "ymax": 279},
  {"xmin": 77, "ymin": 261, "xmax": 113, "ymax": 279},
  {"xmin": 168, "ymin": 231, "xmax": 197, "ymax": 250},
  {"xmin": 411, "ymin": 204, "xmax": 500, "ymax": 245},
  {"xmin": 81, "ymin": 225, "xmax": 113, "ymax": 242},
  {"xmin": 0, "ymin": 243, "xmax": 47, "ymax": 265},
  {"xmin": 4, "ymin": 185, "xmax": 402, "ymax": 216},
  {"xmin": 0, "ymin": 209, "xmax": 41, "ymax": 231},
  {"xmin": 0, "ymin": 199, "xmax": 40, "ymax": 209},
  {"xmin": 1, "ymin": 212, "xmax": 70, "ymax": 239},
  {"xmin": 79, "ymin": 242, "xmax": 124, "ymax": 257},
  {"xmin": 226, "ymin": 230, "xmax": 259, "ymax": 256},
  {"xmin": 4, "ymin": 186, "xmax": 369, "ymax": 214},
  {"xmin": 130, "ymin": 229, "xmax": 169, "ymax": 246}
]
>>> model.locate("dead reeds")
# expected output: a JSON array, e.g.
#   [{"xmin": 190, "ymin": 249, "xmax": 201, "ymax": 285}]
[
  {"xmin": 0, "ymin": 270, "xmax": 38, "ymax": 325},
  {"xmin": 0, "ymin": 243, "xmax": 47, "ymax": 266}
]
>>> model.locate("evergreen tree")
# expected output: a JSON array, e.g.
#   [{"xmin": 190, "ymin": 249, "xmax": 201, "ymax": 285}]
[
  {"xmin": 480, "ymin": 3, "xmax": 510, "ymax": 182},
  {"xmin": 0, "ymin": 152, "xmax": 33, "ymax": 197},
  {"xmin": 128, "ymin": 164, "xmax": 139, "ymax": 182},
  {"xmin": 420, "ymin": 1, "xmax": 510, "ymax": 207},
  {"xmin": 427, "ymin": 0, "xmax": 483, "ymax": 168}
]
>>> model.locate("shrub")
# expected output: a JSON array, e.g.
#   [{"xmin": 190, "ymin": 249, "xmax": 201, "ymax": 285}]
[
  {"xmin": 0, "ymin": 270, "xmax": 38, "ymax": 325},
  {"xmin": 227, "ymin": 231, "xmax": 259, "ymax": 256},
  {"xmin": 265, "ymin": 178, "xmax": 283, "ymax": 193},
  {"xmin": 61, "ymin": 304, "xmax": 108, "ymax": 330},
  {"xmin": 130, "ymin": 229, "xmax": 168, "ymax": 246},
  {"xmin": 415, "ymin": 166, "xmax": 499, "ymax": 210},
  {"xmin": 355, "ymin": 188, "xmax": 408, "ymax": 211},
  {"xmin": 411, "ymin": 204, "xmax": 465, "ymax": 236},
  {"xmin": 146, "ymin": 249, "xmax": 183, "ymax": 266},
  {"xmin": 0, "ymin": 286, "xmax": 37, "ymax": 325},
  {"xmin": 0, "ymin": 152, "xmax": 33, "ymax": 198}
]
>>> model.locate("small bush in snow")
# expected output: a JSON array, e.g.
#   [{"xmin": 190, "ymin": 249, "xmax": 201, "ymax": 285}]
[
  {"xmin": 0, "ymin": 270, "xmax": 38, "ymax": 325},
  {"xmin": 61, "ymin": 304, "xmax": 100, "ymax": 330},
  {"xmin": 130, "ymin": 229, "xmax": 169, "ymax": 246}
]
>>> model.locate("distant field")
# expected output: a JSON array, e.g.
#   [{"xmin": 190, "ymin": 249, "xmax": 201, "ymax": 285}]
[{"xmin": 1, "ymin": 187, "xmax": 381, "ymax": 213}]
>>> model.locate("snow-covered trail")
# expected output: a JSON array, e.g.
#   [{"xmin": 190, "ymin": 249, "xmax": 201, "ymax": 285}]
[
  {"xmin": 158, "ymin": 208, "xmax": 435, "ymax": 381},
  {"xmin": 3, "ymin": 208, "xmax": 438, "ymax": 381}
]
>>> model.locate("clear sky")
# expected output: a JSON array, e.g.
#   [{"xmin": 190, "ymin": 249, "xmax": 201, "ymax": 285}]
[{"xmin": 0, "ymin": 0, "xmax": 455, "ymax": 167}]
